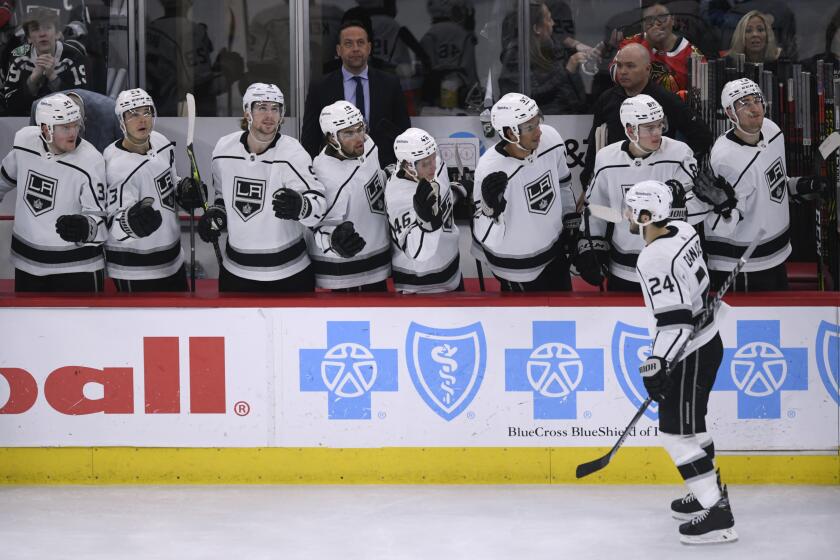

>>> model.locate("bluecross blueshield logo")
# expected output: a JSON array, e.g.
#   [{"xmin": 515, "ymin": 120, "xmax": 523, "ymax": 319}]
[
  {"xmin": 611, "ymin": 322, "xmax": 658, "ymax": 420},
  {"xmin": 406, "ymin": 322, "xmax": 486, "ymax": 421},
  {"xmin": 715, "ymin": 320, "xmax": 807, "ymax": 419},
  {"xmin": 815, "ymin": 321, "xmax": 840, "ymax": 406},
  {"xmin": 300, "ymin": 321, "xmax": 398, "ymax": 419},
  {"xmin": 506, "ymin": 321, "xmax": 603, "ymax": 419}
]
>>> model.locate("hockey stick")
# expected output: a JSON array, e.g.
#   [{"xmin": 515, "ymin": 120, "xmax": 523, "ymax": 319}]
[
  {"xmin": 575, "ymin": 227, "xmax": 767, "ymax": 479},
  {"xmin": 186, "ymin": 93, "xmax": 224, "ymax": 268},
  {"xmin": 454, "ymin": 145, "xmax": 485, "ymax": 291}
]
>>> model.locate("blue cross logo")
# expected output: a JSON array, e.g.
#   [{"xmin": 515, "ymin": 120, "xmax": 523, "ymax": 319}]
[
  {"xmin": 300, "ymin": 321, "xmax": 398, "ymax": 419},
  {"xmin": 715, "ymin": 320, "xmax": 807, "ymax": 419},
  {"xmin": 505, "ymin": 321, "xmax": 604, "ymax": 419}
]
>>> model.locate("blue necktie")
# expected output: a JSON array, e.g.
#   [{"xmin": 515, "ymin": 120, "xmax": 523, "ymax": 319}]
[{"xmin": 353, "ymin": 76, "xmax": 366, "ymax": 120}]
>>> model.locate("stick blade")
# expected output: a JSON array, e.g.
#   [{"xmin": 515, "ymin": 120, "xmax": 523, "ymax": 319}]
[
  {"xmin": 818, "ymin": 131, "xmax": 840, "ymax": 160},
  {"xmin": 186, "ymin": 93, "xmax": 197, "ymax": 146},
  {"xmin": 587, "ymin": 203, "xmax": 623, "ymax": 224},
  {"xmin": 575, "ymin": 455, "xmax": 609, "ymax": 479}
]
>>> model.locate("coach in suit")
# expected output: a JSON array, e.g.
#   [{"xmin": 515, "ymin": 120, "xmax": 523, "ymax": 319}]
[{"xmin": 301, "ymin": 20, "xmax": 410, "ymax": 167}]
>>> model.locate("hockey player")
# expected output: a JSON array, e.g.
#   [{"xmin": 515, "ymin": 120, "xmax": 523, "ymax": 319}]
[
  {"xmin": 104, "ymin": 88, "xmax": 205, "ymax": 292},
  {"xmin": 386, "ymin": 127, "xmax": 461, "ymax": 293},
  {"xmin": 198, "ymin": 82, "xmax": 326, "ymax": 292},
  {"xmin": 577, "ymin": 94, "xmax": 704, "ymax": 291},
  {"xmin": 0, "ymin": 93, "xmax": 106, "ymax": 291},
  {"xmin": 471, "ymin": 93, "xmax": 575, "ymax": 291},
  {"xmin": 700, "ymin": 78, "xmax": 827, "ymax": 292},
  {"xmin": 626, "ymin": 180, "xmax": 736, "ymax": 545},
  {"xmin": 2, "ymin": 5, "xmax": 88, "ymax": 116},
  {"xmin": 309, "ymin": 100, "xmax": 390, "ymax": 291}
]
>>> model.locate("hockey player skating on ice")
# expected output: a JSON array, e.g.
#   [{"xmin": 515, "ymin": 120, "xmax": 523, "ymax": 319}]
[
  {"xmin": 309, "ymin": 100, "xmax": 390, "ymax": 292},
  {"xmin": 577, "ymin": 94, "xmax": 702, "ymax": 292},
  {"xmin": 0, "ymin": 93, "xmax": 106, "ymax": 291},
  {"xmin": 386, "ymin": 127, "xmax": 461, "ymax": 293},
  {"xmin": 699, "ymin": 78, "xmax": 827, "ymax": 292},
  {"xmin": 199, "ymin": 83, "xmax": 326, "ymax": 292},
  {"xmin": 104, "ymin": 88, "xmax": 205, "ymax": 292},
  {"xmin": 625, "ymin": 180, "xmax": 736, "ymax": 545},
  {"xmin": 471, "ymin": 93, "xmax": 576, "ymax": 291}
]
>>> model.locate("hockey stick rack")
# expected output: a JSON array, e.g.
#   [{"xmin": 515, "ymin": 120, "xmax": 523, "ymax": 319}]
[{"xmin": 575, "ymin": 228, "xmax": 766, "ymax": 479}]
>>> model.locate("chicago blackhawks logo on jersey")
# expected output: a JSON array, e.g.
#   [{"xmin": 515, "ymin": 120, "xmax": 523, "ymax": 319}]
[
  {"xmin": 364, "ymin": 173, "xmax": 385, "ymax": 215},
  {"xmin": 155, "ymin": 170, "xmax": 176, "ymax": 211},
  {"xmin": 233, "ymin": 177, "xmax": 265, "ymax": 221},
  {"xmin": 24, "ymin": 170, "xmax": 57, "ymax": 216},
  {"xmin": 764, "ymin": 157, "xmax": 786, "ymax": 203},
  {"xmin": 524, "ymin": 171, "xmax": 555, "ymax": 214}
]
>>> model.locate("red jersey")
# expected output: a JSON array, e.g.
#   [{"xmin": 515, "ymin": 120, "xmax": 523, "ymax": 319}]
[{"xmin": 613, "ymin": 33, "xmax": 703, "ymax": 95}]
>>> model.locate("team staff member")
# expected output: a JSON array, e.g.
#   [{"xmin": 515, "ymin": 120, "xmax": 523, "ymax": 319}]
[
  {"xmin": 301, "ymin": 20, "xmax": 411, "ymax": 167},
  {"xmin": 472, "ymin": 92, "xmax": 576, "ymax": 291},
  {"xmin": 0, "ymin": 93, "xmax": 106, "ymax": 291},
  {"xmin": 309, "ymin": 100, "xmax": 390, "ymax": 291},
  {"xmin": 199, "ymin": 83, "xmax": 326, "ymax": 292}
]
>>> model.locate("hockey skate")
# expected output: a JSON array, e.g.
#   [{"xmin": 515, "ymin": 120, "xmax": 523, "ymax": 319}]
[
  {"xmin": 678, "ymin": 496, "xmax": 738, "ymax": 545},
  {"xmin": 671, "ymin": 469, "xmax": 726, "ymax": 520}
]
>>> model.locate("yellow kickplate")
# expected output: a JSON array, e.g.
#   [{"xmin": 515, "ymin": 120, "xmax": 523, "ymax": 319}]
[{"xmin": 1, "ymin": 447, "xmax": 837, "ymax": 485}]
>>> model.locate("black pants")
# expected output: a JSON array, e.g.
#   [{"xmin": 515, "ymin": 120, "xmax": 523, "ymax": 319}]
[
  {"xmin": 498, "ymin": 255, "xmax": 571, "ymax": 292},
  {"xmin": 332, "ymin": 280, "xmax": 389, "ymax": 293},
  {"xmin": 710, "ymin": 263, "xmax": 788, "ymax": 292},
  {"xmin": 659, "ymin": 333, "xmax": 724, "ymax": 435},
  {"xmin": 15, "ymin": 268, "xmax": 105, "ymax": 293},
  {"xmin": 219, "ymin": 265, "xmax": 315, "ymax": 293},
  {"xmin": 607, "ymin": 273, "xmax": 642, "ymax": 293},
  {"xmin": 112, "ymin": 265, "xmax": 189, "ymax": 292}
]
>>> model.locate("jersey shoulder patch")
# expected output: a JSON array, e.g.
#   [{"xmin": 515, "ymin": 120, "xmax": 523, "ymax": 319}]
[{"xmin": 12, "ymin": 43, "xmax": 31, "ymax": 57}]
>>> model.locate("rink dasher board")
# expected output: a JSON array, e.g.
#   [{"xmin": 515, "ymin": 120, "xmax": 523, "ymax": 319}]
[{"xmin": 0, "ymin": 303, "xmax": 837, "ymax": 452}]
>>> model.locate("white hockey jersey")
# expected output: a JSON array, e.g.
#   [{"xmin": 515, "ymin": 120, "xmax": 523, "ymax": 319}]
[
  {"xmin": 211, "ymin": 131, "xmax": 326, "ymax": 282},
  {"xmin": 585, "ymin": 137, "xmax": 702, "ymax": 283},
  {"xmin": 385, "ymin": 161, "xmax": 460, "ymax": 293},
  {"xmin": 472, "ymin": 125, "xmax": 574, "ymax": 282},
  {"xmin": 0, "ymin": 126, "xmax": 106, "ymax": 276},
  {"xmin": 309, "ymin": 139, "xmax": 391, "ymax": 289},
  {"xmin": 104, "ymin": 132, "xmax": 183, "ymax": 280},
  {"xmin": 703, "ymin": 119, "xmax": 791, "ymax": 273},
  {"xmin": 637, "ymin": 220, "xmax": 718, "ymax": 362}
]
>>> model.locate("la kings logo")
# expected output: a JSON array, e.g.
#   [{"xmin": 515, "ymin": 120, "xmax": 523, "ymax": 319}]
[
  {"xmin": 524, "ymin": 171, "xmax": 555, "ymax": 214},
  {"xmin": 155, "ymin": 170, "xmax": 176, "ymax": 211},
  {"xmin": 440, "ymin": 190, "xmax": 454, "ymax": 232},
  {"xmin": 233, "ymin": 176, "xmax": 265, "ymax": 221},
  {"xmin": 24, "ymin": 170, "xmax": 57, "ymax": 216},
  {"xmin": 764, "ymin": 157, "xmax": 786, "ymax": 203},
  {"xmin": 365, "ymin": 173, "xmax": 385, "ymax": 215}
]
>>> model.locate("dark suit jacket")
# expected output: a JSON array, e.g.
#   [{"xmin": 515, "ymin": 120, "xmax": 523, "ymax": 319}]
[{"xmin": 301, "ymin": 66, "xmax": 411, "ymax": 167}]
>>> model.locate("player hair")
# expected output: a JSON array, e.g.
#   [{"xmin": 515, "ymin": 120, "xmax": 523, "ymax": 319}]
[{"xmin": 729, "ymin": 10, "xmax": 780, "ymax": 63}]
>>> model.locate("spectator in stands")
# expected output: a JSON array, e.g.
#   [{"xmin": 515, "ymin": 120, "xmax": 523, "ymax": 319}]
[
  {"xmin": 420, "ymin": 0, "xmax": 479, "ymax": 110},
  {"xmin": 2, "ymin": 5, "xmax": 89, "ymax": 116},
  {"xmin": 301, "ymin": 19, "xmax": 411, "ymax": 167},
  {"xmin": 701, "ymin": 0, "xmax": 797, "ymax": 61},
  {"xmin": 581, "ymin": 43, "xmax": 712, "ymax": 189},
  {"xmin": 499, "ymin": 1, "xmax": 587, "ymax": 115},
  {"xmin": 545, "ymin": 0, "xmax": 595, "ymax": 58},
  {"xmin": 614, "ymin": 2, "xmax": 703, "ymax": 95},
  {"xmin": 805, "ymin": 6, "xmax": 840, "ymax": 71},
  {"xmin": 726, "ymin": 10, "xmax": 781, "ymax": 67}
]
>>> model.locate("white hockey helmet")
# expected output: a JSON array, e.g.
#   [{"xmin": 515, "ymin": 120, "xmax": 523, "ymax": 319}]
[
  {"xmin": 242, "ymin": 82, "xmax": 285, "ymax": 115},
  {"xmin": 35, "ymin": 93, "xmax": 81, "ymax": 144},
  {"xmin": 624, "ymin": 180, "xmax": 673, "ymax": 238},
  {"xmin": 620, "ymin": 94, "xmax": 666, "ymax": 152},
  {"xmin": 393, "ymin": 127, "xmax": 437, "ymax": 179},
  {"xmin": 721, "ymin": 78, "xmax": 763, "ymax": 131},
  {"xmin": 491, "ymin": 92, "xmax": 541, "ymax": 152},
  {"xmin": 320, "ymin": 101, "xmax": 366, "ymax": 159},
  {"xmin": 115, "ymin": 88, "xmax": 156, "ymax": 134}
]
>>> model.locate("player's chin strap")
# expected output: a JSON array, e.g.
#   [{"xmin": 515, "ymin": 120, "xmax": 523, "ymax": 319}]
[
  {"xmin": 246, "ymin": 110, "xmax": 283, "ymax": 145},
  {"xmin": 725, "ymin": 106, "xmax": 761, "ymax": 141},
  {"xmin": 627, "ymin": 126, "xmax": 656, "ymax": 156},
  {"xmin": 328, "ymin": 134, "xmax": 365, "ymax": 163},
  {"xmin": 503, "ymin": 128, "xmax": 536, "ymax": 163}
]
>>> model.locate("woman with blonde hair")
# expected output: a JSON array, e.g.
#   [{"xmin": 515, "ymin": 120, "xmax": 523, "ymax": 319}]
[{"xmin": 728, "ymin": 10, "xmax": 781, "ymax": 64}]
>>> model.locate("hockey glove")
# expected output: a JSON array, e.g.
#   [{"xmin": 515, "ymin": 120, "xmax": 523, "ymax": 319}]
[
  {"xmin": 693, "ymin": 168, "xmax": 737, "ymax": 218},
  {"xmin": 56, "ymin": 214, "xmax": 94, "ymax": 243},
  {"xmin": 480, "ymin": 171, "xmax": 508, "ymax": 218},
  {"xmin": 574, "ymin": 237, "xmax": 609, "ymax": 286},
  {"xmin": 121, "ymin": 197, "xmax": 162, "ymax": 238},
  {"xmin": 664, "ymin": 179, "xmax": 688, "ymax": 220},
  {"xmin": 560, "ymin": 212, "xmax": 582, "ymax": 258},
  {"xmin": 176, "ymin": 177, "xmax": 207, "ymax": 211},
  {"xmin": 331, "ymin": 221, "xmax": 366, "ymax": 258},
  {"xmin": 273, "ymin": 188, "xmax": 312, "ymax": 221},
  {"xmin": 788, "ymin": 176, "xmax": 828, "ymax": 203},
  {"xmin": 198, "ymin": 205, "xmax": 227, "ymax": 242},
  {"xmin": 413, "ymin": 178, "xmax": 443, "ymax": 230},
  {"xmin": 640, "ymin": 357, "xmax": 670, "ymax": 402}
]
